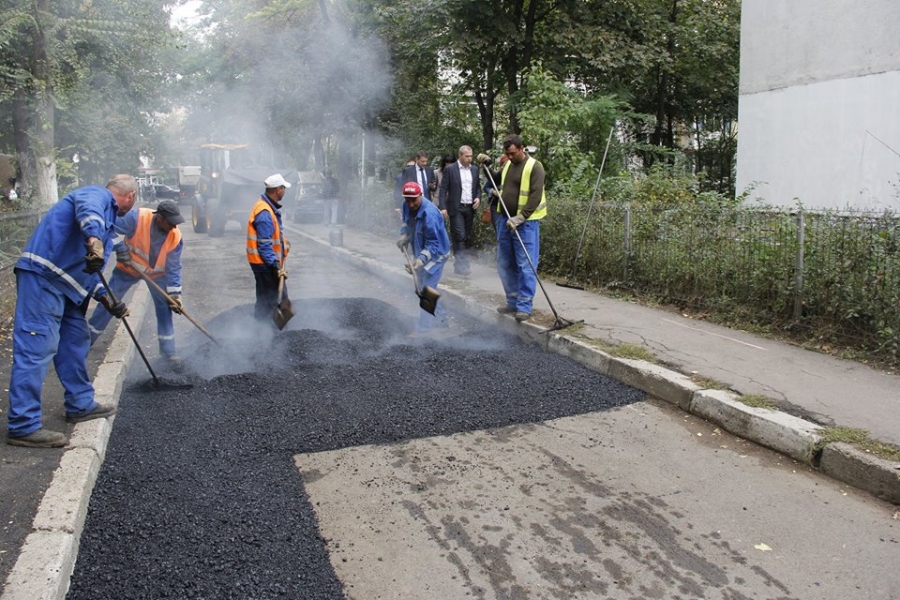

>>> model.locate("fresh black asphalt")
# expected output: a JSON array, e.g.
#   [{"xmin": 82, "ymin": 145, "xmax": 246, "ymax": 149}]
[{"xmin": 67, "ymin": 298, "xmax": 645, "ymax": 599}]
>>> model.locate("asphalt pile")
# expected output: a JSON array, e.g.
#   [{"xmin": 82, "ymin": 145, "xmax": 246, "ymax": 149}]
[{"xmin": 67, "ymin": 298, "xmax": 645, "ymax": 599}]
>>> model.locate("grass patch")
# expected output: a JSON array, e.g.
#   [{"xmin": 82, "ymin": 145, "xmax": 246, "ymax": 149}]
[
  {"xmin": 606, "ymin": 343, "xmax": 656, "ymax": 362},
  {"xmin": 689, "ymin": 375, "xmax": 729, "ymax": 390},
  {"xmin": 816, "ymin": 427, "xmax": 900, "ymax": 463},
  {"xmin": 739, "ymin": 394, "xmax": 777, "ymax": 410},
  {"xmin": 570, "ymin": 334, "xmax": 657, "ymax": 362}
]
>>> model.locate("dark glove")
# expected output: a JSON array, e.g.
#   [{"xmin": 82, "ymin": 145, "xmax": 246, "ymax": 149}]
[
  {"xmin": 169, "ymin": 295, "xmax": 184, "ymax": 314},
  {"xmin": 84, "ymin": 238, "xmax": 105, "ymax": 273},
  {"xmin": 506, "ymin": 214, "xmax": 526, "ymax": 231},
  {"xmin": 115, "ymin": 245, "xmax": 131, "ymax": 265},
  {"xmin": 101, "ymin": 297, "xmax": 129, "ymax": 319},
  {"xmin": 396, "ymin": 234, "xmax": 410, "ymax": 250},
  {"xmin": 477, "ymin": 153, "xmax": 492, "ymax": 165}
]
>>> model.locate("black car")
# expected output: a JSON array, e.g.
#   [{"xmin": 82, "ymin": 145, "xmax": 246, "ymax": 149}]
[{"xmin": 153, "ymin": 184, "xmax": 181, "ymax": 200}]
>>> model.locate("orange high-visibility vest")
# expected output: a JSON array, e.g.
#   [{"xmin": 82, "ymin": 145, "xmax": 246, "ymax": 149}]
[
  {"xmin": 118, "ymin": 208, "xmax": 182, "ymax": 279},
  {"xmin": 246, "ymin": 198, "xmax": 286, "ymax": 266}
]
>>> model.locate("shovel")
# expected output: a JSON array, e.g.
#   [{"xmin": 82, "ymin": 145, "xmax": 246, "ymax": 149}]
[
  {"xmin": 98, "ymin": 272, "xmax": 192, "ymax": 391},
  {"xmin": 401, "ymin": 245, "xmax": 440, "ymax": 316},
  {"xmin": 272, "ymin": 263, "xmax": 294, "ymax": 330},
  {"xmin": 133, "ymin": 270, "xmax": 220, "ymax": 345}
]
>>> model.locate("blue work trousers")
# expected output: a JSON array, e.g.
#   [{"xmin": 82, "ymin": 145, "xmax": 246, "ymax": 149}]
[
  {"xmin": 414, "ymin": 262, "xmax": 446, "ymax": 332},
  {"xmin": 8, "ymin": 270, "xmax": 97, "ymax": 436},
  {"xmin": 88, "ymin": 269, "xmax": 176, "ymax": 357},
  {"xmin": 495, "ymin": 215, "xmax": 540, "ymax": 314}
]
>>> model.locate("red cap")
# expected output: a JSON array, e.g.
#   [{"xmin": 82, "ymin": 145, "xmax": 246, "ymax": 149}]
[{"xmin": 401, "ymin": 181, "xmax": 422, "ymax": 198}]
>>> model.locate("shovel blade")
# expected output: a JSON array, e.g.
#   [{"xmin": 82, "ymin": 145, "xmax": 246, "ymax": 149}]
[
  {"xmin": 272, "ymin": 298, "xmax": 295, "ymax": 330},
  {"xmin": 417, "ymin": 286, "xmax": 441, "ymax": 316}
]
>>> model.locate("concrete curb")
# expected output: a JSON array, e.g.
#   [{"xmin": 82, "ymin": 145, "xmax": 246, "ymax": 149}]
[
  {"xmin": 304, "ymin": 230, "xmax": 900, "ymax": 506},
  {"xmin": 1, "ymin": 284, "xmax": 152, "ymax": 600}
]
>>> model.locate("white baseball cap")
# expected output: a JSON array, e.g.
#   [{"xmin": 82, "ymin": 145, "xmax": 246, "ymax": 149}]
[{"xmin": 264, "ymin": 174, "xmax": 291, "ymax": 189}]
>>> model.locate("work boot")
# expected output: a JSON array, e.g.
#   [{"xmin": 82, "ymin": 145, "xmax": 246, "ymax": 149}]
[
  {"xmin": 497, "ymin": 306, "xmax": 516, "ymax": 315},
  {"xmin": 7, "ymin": 428, "xmax": 68, "ymax": 448},
  {"xmin": 65, "ymin": 403, "xmax": 117, "ymax": 424},
  {"xmin": 515, "ymin": 311, "xmax": 531, "ymax": 322},
  {"xmin": 166, "ymin": 355, "xmax": 184, "ymax": 374}
]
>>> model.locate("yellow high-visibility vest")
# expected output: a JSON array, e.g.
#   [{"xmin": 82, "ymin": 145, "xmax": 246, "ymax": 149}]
[{"xmin": 501, "ymin": 156, "xmax": 547, "ymax": 220}]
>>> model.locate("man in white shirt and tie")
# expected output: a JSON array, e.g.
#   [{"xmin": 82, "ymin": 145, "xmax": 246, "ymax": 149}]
[{"xmin": 402, "ymin": 150, "xmax": 437, "ymax": 202}]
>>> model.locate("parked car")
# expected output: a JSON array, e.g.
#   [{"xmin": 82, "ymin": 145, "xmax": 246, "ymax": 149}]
[
  {"xmin": 289, "ymin": 171, "xmax": 327, "ymax": 223},
  {"xmin": 153, "ymin": 184, "xmax": 181, "ymax": 201}
]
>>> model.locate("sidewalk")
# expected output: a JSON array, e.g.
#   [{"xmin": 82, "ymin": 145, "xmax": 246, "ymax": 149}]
[{"xmin": 293, "ymin": 222, "xmax": 900, "ymax": 501}]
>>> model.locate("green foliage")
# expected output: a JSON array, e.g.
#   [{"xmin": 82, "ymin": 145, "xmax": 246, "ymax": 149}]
[{"xmin": 539, "ymin": 171, "xmax": 900, "ymax": 367}]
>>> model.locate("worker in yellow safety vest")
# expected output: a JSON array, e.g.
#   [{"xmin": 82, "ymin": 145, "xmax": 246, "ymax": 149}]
[{"xmin": 489, "ymin": 134, "xmax": 547, "ymax": 323}]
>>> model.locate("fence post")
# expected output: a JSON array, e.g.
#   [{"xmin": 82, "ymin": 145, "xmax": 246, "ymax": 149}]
[
  {"xmin": 623, "ymin": 203, "xmax": 631, "ymax": 282},
  {"xmin": 793, "ymin": 210, "xmax": 805, "ymax": 319}
]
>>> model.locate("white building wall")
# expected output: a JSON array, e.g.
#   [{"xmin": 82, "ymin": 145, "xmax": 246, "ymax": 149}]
[{"xmin": 736, "ymin": 0, "xmax": 900, "ymax": 210}]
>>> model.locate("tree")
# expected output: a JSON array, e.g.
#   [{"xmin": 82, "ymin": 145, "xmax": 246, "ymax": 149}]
[{"xmin": 0, "ymin": 0, "xmax": 174, "ymax": 203}]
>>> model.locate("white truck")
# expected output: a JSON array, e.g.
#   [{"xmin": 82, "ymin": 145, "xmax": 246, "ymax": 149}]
[{"xmin": 176, "ymin": 166, "xmax": 202, "ymax": 204}]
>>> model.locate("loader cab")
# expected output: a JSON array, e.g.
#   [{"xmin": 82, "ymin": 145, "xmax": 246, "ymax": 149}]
[{"xmin": 190, "ymin": 143, "xmax": 297, "ymax": 237}]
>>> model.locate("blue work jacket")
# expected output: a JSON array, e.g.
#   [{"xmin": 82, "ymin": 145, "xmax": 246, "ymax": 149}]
[
  {"xmin": 16, "ymin": 186, "xmax": 120, "ymax": 304},
  {"xmin": 400, "ymin": 198, "xmax": 450, "ymax": 273}
]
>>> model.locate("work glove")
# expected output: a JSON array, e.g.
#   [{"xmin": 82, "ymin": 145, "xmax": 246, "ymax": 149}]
[
  {"xmin": 169, "ymin": 295, "xmax": 184, "ymax": 314},
  {"xmin": 115, "ymin": 245, "xmax": 132, "ymax": 265},
  {"xmin": 270, "ymin": 264, "xmax": 287, "ymax": 280},
  {"xmin": 477, "ymin": 153, "xmax": 492, "ymax": 165},
  {"xmin": 100, "ymin": 296, "xmax": 130, "ymax": 319},
  {"xmin": 396, "ymin": 234, "xmax": 410, "ymax": 250},
  {"xmin": 413, "ymin": 258, "xmax": 424, "ymax": 270},
  {"xmin": 506, "ymin": 214, "xmax": 527, "ymax": 231},
  {"xmin": 83, "ymin": 238, "xmax": 105, "ymax": 274}
]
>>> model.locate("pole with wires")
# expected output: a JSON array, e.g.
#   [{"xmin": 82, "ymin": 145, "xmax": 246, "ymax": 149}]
[{"xmin": 481, "ymin": 157, "xmax": 581, "ymax": 333}]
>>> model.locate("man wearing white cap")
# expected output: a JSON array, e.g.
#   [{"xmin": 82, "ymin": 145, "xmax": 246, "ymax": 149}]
[{"xmin": 247, "ymin": 174, "xmax": 292, "ymax": 321}]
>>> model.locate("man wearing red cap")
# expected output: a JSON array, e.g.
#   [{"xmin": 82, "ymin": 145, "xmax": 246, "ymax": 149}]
[{"xmin": 396, "ymin": 181, "xmax": 451, "ymax": 333}]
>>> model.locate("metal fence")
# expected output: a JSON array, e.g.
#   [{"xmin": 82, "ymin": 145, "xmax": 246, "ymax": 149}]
[
  {"xmin": 541, "ymin": 201, "xmax": 900, "ymax": 360},
  {"xmin": 0, "ymin": 210, "xmax": 43, "ymax": 271}
]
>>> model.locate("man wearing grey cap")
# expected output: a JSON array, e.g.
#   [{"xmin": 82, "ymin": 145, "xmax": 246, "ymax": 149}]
[{"xmin": 88, "ymin": 199, "xmax": 186, "ymax": 366}]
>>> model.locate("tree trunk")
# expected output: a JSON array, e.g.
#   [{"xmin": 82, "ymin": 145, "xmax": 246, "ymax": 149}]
[
  {"xmin": 32, "ymin": 92, "xmax": 59, "ymax": 205},
  {"xmin": 12, "ymin": 91, "xmax": 33, "ymax": 201},
  {"xmin": 30, "ymin": 0, "xmax": 59, "ymax": 205}
]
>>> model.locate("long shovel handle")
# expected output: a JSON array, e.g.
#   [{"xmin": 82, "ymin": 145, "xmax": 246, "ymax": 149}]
[
  {"xmin": 134, "ymin": 270, "xmax": 220, "ymax": 345},
  {"xmin": 401, "ymin": 245, "xmax": 423, "ymax": 295},
  {"xmin": 98, "ymin": 272, "xmax": 161, "ymax": 388}
]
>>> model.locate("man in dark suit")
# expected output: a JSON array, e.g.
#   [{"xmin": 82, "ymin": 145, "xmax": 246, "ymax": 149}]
[
  {"xmin": 438, "ymin": 145, "xmax": 481, "ymax": 276},
  {"xmin": 394, "ymin": 157, "xmax": 416, "ymax": 219},
  {"xmin": 402, "ymin": 150, "xmax": 437, "ymax": 202}
]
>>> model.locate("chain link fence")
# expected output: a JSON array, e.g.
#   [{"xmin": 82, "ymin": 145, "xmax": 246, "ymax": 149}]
[{"xmin": 0, "ymin": 210, "xmax": 44, "ymax": 271}]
